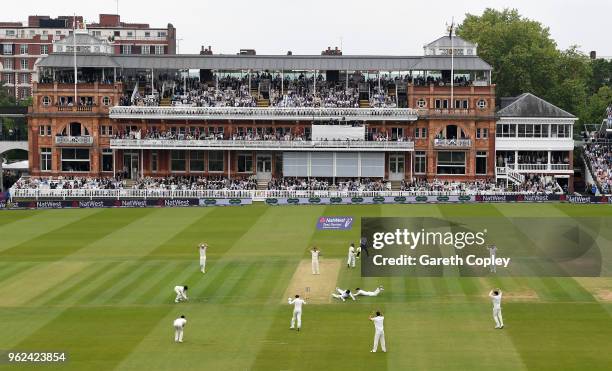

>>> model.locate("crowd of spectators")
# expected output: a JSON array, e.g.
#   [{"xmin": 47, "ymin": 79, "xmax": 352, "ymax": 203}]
[
  {"xmin": 513, "ymin": 174, "xmax": 564, "ymax": 194},
  {"xmin": 10, "ymin": 176, "xmax": 258, "ymax": 191},
  {"xmin": 400, "ymin": 178, "xmax": 501, "ymax": 194},
  {"xmin": 10, "ymin": 175, "xmax": 565, "ymax": 195},
  {"xmin": 584, "ymin": 142, "xmax": 611, "ymax": 195},
  {"xmin": 118, "ymin": 74, "xmax": 413, "ymax": 109},
  {"xmin": 11, "ymin": 176, "xmax": 124, "ymax": 190},
  {"xmin": 132, "ymin": 176, "xmax": 257, "ymax": 191}
]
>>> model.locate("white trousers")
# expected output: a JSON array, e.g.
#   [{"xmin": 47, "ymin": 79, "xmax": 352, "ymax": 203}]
[
  {"xmin": 200, "ymin": 257, "xmax": 207, "ymax": 272},
  {"xmin": 174, "ymin": 325, "xmax": 184, "ymax": 342},
  {"xmin": 490, "ymin": 255, "xmax": 496, "ymax": 272},
  {"xmin": 347, "ymin": 255, "xmax": 355, "ymax": 267},
  {"xmin": 291, "ymin": 310, "xmax": 302, "ymax": 328},
  {"xmin": 175, "ymin": 288, "xmax": 187, "ymax": 302},
  {"xmin": 493, "ymin": 307, "xmax": 504, "ymax": 327},
  {"xmin": 312, "ymin": 259, "xmax": 319, "ymax": 274},
  {"xmin": 360, "ymin": 288, "xmax": 381, "ymax": 296},
  {"xmin": 372, "ymin": 330, "xmax": 386, "ymax": 352}
]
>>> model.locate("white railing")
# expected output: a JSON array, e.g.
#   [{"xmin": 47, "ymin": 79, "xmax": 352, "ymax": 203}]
[
  {"xmin": 110, "ymin": 138, "xmax": 414, "ymax": 151},
  {"xmin": 9, "ymin": 188, "xmax": 546, "ymax": 200},
  {"xmin": 109, "ymin": 106, "xmax": 419, "ymax": 121},
  {"xmin": 507, "ymin": 163, "xmax": 571, "ymax": 171},
  {"xmin": 550, "ymin": 164, "xmax": 571, "ymax": 170},
  {"xmin": 496, "ymin": 166, "xmax": 525, "ymax": 184},
  {"xmin": 54, "ymin": 136, "xmax": 94, "ymax": 145},
  {"xmin": 433, "ymin": 139, "xmax": 472, "ymax": 148}
]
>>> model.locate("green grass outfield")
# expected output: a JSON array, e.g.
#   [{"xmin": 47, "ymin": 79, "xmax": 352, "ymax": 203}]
[{"xmin": 0, "ymin": 203, "xmax": 611, "ymax": 371}]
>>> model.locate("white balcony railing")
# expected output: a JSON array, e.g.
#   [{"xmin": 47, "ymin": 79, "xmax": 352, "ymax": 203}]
[
  {"xmin": 433, "ymin": 138, "xmax": 472, "ymax": 148},
  {"xmin": 109, "ymin": 106, "xmax": 419, "ymax": 121},
  {"xmin": 506, "ymin": 163, "xmax": 571, "ymax": 172},
  {"xmin": 110, "ymin": 138, "xmax": 415, "ymax": 151},
  {"xmin": 54, "ymin": 136, "xmax": 94, "ymax": 145}
]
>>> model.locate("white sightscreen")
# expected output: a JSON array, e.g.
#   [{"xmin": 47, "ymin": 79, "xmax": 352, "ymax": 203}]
[
  {"xmin": 311, "ymin": 125, "xmax": 365, "ymax": 141},
  {"xmin": 360, "ymin": 152, "xmax": 385, "ymax": 177},
  {"xmin": 335, "ymin": 152, "xmax": 359, "ymax": 177},
  {"xmin": 283, "ymin": 152, "xmax": 309, "ymax": 177},
  {"xmin": 310, "ymin": 153, "xmax": 334, "ymax": 177},
  {"xmin": 282, "ymin": 152, "xmax": 385, "ymax": 178}
]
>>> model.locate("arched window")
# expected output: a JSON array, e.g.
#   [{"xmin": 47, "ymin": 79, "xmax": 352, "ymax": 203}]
[{"xmin": 61, "ymin": 122, "xmax": 90, "ymax": 137}]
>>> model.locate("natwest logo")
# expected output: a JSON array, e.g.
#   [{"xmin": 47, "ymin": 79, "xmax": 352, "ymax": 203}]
[
  {"xmin": 118, "ymin": 200, "xmax": 147, "ymax": 208},
  {"xmin": 316, "ymin": 216, "xmax": 353, "ymax": 230},
  {"xmin": 79, "ymin": 200, "xmax": 105, "ymax": 208},
  {"xmin": 164, "ymin": 199, "xmax": 191, "ymax": 207},
  {"xmin": 37, "ymin": 201, "xmax": 62, "ymax": 209}
]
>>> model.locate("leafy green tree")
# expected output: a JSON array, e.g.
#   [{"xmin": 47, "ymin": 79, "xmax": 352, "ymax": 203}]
[
  {"xmin": 579, "ymin": 86, "xmax": 612, "ymax": 127},
  {"xmin": 457, "ymin": 8, "xmax": 609, "ymax": 127},
  {"xmin": 457, "ymin": 8, "xmax": 560, "ymax": 99},
  {"xmin": 588, "ymin": 58, "xmax": 612, "ymax": 94},
  {"xmin": 0, "ymin": 84, "xmax": 17, "ymax": 106}
]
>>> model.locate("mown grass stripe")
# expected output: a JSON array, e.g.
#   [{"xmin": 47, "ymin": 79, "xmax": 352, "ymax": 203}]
[
  {"xmin": 206, "ymin": 261, "xmax": 253, "ymax": 304},
  {"xmin": 0, "ymin": 208, "xmax": 152, "ymax": 261},
  {"xmin": 149, "ymin": 261, "xmax": 200, "ymax": 304},
  {"xmin": 107, "ymin": 263, "xmax": 162, "ymax": 304},
  {"xmin": 218, "ymin": 261, "xmax": 262, "ymax": 304},
  {"xmin": 131, "ymin": 261, "xmax": 190, "ymax": 304},
  {"xmin": 46, "ymin": 261, "xmax": 133, "ymax": 306},
  {"xmin": 88, "ymin": 263, "xmax": 157, "ymax": 305},
  {"xmin": 0, "ymin": 262, "xmax": 37, "ymax": 284},
  {"xmin": 0, "ymin": 210, "xmax": 40, "ymax": 226},
  {"xmin": 28, "ymin": 261, "xmax": 116, "ymax": 307},
  {"xmin": 0, "ymin": 209, "xmax": 101, "ymax": 254}
]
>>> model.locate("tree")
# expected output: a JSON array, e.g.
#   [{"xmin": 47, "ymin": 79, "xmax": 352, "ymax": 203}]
[
  {"xmin": 579, "ymin": 86, "xmax": 612, "ymax": 127},
  {"xmin": 457, "ymin": 8, "xmax": 560, "ymax": 99},
  {"xmin": 457, "ymin": 8, "xmax": 605, "ymax": 127},
  {"xmin": 588, "ymin": 58, "xmax": 612, "ymax": 94},
  {"xmin": 0, "ymin": 84, "xmax": 17, "ymax": 106}
]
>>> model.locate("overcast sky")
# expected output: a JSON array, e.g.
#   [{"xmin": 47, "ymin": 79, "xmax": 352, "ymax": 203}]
[{"xmin": 10, "ymin": 0, "xmax": 612, "ymax": 57}]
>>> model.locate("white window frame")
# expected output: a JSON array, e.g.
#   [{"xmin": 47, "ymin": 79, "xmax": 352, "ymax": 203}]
[{"xmin": 40, "ymin": 148, "xmax": 52, "ymax": 172}]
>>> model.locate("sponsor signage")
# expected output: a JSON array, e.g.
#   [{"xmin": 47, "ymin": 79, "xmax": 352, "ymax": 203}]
[
  {"xmin": 316, "ymin": 216, "xmax": 354, "ymax": 230},
  {"xmin": 1, "ymin": 198, "xmax": 251, "ymax": 209}
]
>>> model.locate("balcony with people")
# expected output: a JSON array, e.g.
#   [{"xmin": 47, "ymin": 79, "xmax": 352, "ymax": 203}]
[
  {"xmin": 109, "ymin": 125, "xmax": 415, "ymax": 151},
  {"xmin": 495, "ymin": 150, "xmax": 572, "ymax": 173},
  {"xmin": 54, "ymin": 122, "xmax": 93, "ymax": 146},
  {"xmin": 433, "ymin": 125, "xmax": 472, "ymax": 149}
]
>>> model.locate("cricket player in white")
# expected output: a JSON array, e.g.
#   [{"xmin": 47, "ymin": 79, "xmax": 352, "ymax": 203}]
[
  {"xmin": 288, "ymin": 294, "xmax": 306, "ymax": 331},
  {"xmin": 347, "ymin": 243, "xmax": 356, "ymax": 268},
  {"xmin": 488, "ymin": 245, "xmax": 497, "ymax": 273},
  {"xmin": 174, "ymin": 285, "xmax": 188, "ymax": 303},
  {"xmin": 489, "ymin": 289, "xmax": 504, "ymax": 329},
  {"xmin": 355, "ymin": 285, "xmax": 384, "ymax": 297},
  {"xmin": 369, "ymin": 311, "xmax": 386, "ymax": 352},
  {"xmin": 311, "ymin": 246, "xmax": 321, "ymax": 275},
  {"xmin": 199, "ymin": 243, "xmax": 208, "ymax": 273},
  {"xmin": 173, "ymin": 315, "xmax": 187, "ymax": 343},
  {"xmin": 332, "ymin": 288, "xmax": 356, "ymax": 301}
]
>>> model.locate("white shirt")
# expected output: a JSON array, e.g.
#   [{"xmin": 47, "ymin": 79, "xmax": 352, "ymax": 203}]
[
  {"xmin": 199, "ymin": 246, "xmax": 207, "ymax": 258},
  {"xmin": 348, "ymin": 246, "xmax": 355, "ymax": 256},
  {"xmin": 311, "ymin": 250, "xmax": 320, "ymax": 260},
  {"xmin": 289, "ymin": 298, "xmax": 306, "ymax": 312},
  {"xmin": 371, "ymin": 316, "xmax": 384, "ymax": 332},
  {"xmin": 489, "ymin": 246, "xmax": 497, "ymax": 257},
  {"xmin": 490, "ymin": 292, "xmax": 502, "ymax": 308},
  {"xmin": 173, "ymin": 318, "xmax": 187, "ymax": 328},
  {"xmin": 175, "ymin": 286, "xmax": 185, "ymax": 293}
]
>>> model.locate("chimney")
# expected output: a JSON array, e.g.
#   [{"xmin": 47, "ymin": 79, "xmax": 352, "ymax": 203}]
[{"xmin": 98, "ymin": 14, "xmax": 121, "ymax": 27}]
